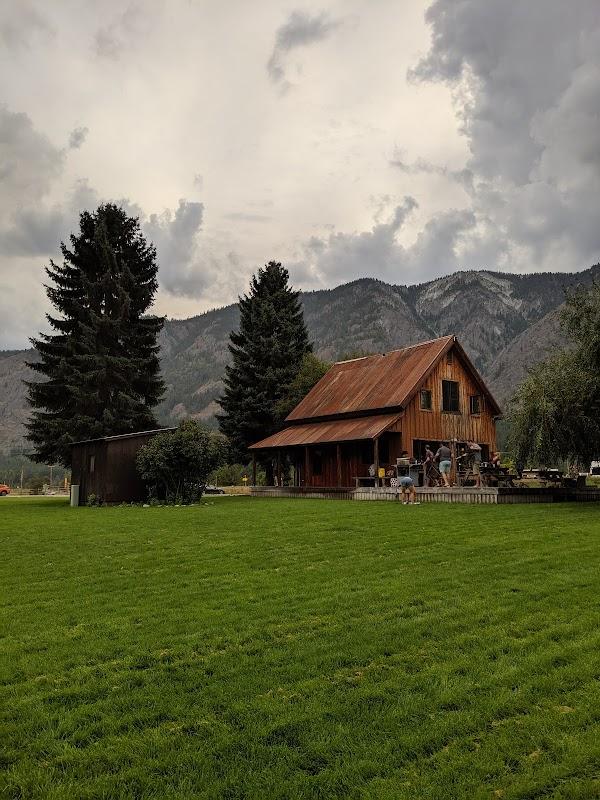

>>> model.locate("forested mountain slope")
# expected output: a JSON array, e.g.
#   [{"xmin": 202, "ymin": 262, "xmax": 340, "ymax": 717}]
[{"xmin": 2, "ymin": 265, "xmax": 598, "ymax": 454}]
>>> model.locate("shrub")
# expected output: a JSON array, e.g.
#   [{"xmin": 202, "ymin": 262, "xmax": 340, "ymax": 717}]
[
  {"xmin": 26, "ymin": 476, "xmax": 44, "ymax": 495},
  {"xmin": 136, "ymin": 421, "xmax": 226, "ymax": 504}
]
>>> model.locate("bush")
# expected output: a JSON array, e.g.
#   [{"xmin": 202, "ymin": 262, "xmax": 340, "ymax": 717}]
[
  {"xmin": 26, "ymin": 476, "xmax": 44, "ymax": 495},
  {"xmin": 136, "ymin": 421, "xmax": 226, "ymax": 504},
  {"xmin": 210, "ymin": 463, "xmax": 248, "ymax": 486}
]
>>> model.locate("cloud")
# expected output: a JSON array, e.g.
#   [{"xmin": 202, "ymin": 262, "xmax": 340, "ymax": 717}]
[
  {"xmin": 0, "ymin": 105, "xmax": 64, "ymax": 211},
  {"xmin": 0, "ymin": 1, "xmax": 52, "ymax": 50},
  {"xmin": 223, "ymin": 212, "xmax": 271, "ymax": 223},
  {"xmin": 68, "ymin": 126, "xmax": 89, "ymax": 150},
  {"xmin": 292, "ymin": 197, "xmax": 478, "ymax": 287},
  {"xmin": 406, "ymin": 0, "xmax": 600, "ymax": 273},
  {"xmin": 144, "ymin": 200, "xmax": 205, "ymax": 297},
  {"xmin": 94, "ymin": 3, "xmax": 146, "ymax": 59},
  {"xmin": 267, "ymin": 10, "xmax": 341, "ymax": 89}
]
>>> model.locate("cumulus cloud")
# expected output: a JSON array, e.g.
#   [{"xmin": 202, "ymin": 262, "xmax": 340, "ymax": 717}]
[
  {"xmin": 0, "ymin": 105, "xmax": 64, "ymax": 211},
  {"xmin": 144, "ymin": 200, "xmax": 205, "ymax": 297},
  {"xmin": 405, "ymin": 0, "xmax": 600, "ymax": 273},
  {"xmin": 293, "ymin": 197, "xmax": 477, "ymax": 287},
  {"xmin": 267, "ymin": 10, "xmax": 341, "ymax": 89},
  {"xmin": 68, "ymin": 126, "xmax": 89, "ymax": 150}
]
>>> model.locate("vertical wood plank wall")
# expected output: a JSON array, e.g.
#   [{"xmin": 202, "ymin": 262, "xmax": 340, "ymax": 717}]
[{"xmin": 401, "ymin": 353, "xmax": 497, "ymax": 457}]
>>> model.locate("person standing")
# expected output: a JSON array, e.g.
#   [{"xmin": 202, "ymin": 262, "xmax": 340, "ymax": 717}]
[
  {"xmin": 467, "ymin": 441, "xmax": 482, "ymax": 488},
  {"xmin": 424, "ymin": 444, "xmax": 436, "ymax": 487},
  {"xmin": 435, "ymin": 442, "xmax": 452, "ymax": 487}
]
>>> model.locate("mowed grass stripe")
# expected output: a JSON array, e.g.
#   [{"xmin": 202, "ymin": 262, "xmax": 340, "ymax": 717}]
[{"xmin": 1, "ymin": 497, "xmax": 600, "ymax": 799}]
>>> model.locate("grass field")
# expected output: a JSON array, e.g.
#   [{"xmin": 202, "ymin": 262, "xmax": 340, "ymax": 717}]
[{"xmin": 2, "ymin": 497, "xmax": 600, "ymax": 799}]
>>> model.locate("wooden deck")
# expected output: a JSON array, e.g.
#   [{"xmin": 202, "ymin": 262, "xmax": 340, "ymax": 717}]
[{"xmin": 250, "ymin": 485, "xmax": 600, "ymax": 504}]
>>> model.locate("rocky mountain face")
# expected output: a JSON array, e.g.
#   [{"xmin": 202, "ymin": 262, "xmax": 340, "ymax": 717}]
[{"xmin": 2, "ymin": 265, "xmax": 598, "ymax": 455}]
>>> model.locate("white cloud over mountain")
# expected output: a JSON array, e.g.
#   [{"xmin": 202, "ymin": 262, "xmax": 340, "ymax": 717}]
[{"xmin": 1, "ymin": 0, "xmax": 599, "ymax": 348}]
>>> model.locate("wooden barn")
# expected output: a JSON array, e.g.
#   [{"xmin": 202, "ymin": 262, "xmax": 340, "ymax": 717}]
[
  {"xmin": 71, "ymin": 429, "xmax": 175, "ymax": 505},
  {"xmin": 250, "ymin": 335, "xmax": 501, "ymax": 488}
]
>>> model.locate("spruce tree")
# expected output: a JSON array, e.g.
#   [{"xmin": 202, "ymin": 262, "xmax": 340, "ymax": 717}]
[
  {"xmin": 26, "ymin": 204, "xmax": 165, "ymax": 466},
  {"xmin": 218, "ymin": 262, "xmax": 311, "ymax": 465}
]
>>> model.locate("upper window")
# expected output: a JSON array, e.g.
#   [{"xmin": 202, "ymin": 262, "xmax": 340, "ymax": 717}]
[
  {"xmin": 446, "ymin": 350, "xmax": 454, "ymax": 365},
  {"xmin": 470, "ymin": 394, "xmax": 482, "ymax": 415},
  {"xmin": 420, "ymin": 389, "xmax": 432, "ymax": 411},
  {"xmin": 88, "ymin": 454, "xmax": 95, "ymax": 473},
  {"xmin": 442, "ymin": 380, "xmax": 460, "ymax": 413}
]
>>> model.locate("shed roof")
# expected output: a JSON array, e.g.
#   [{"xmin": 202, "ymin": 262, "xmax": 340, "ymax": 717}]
[
  {"xmin": 71, "ymin": 428, "xmax": 176, "ymax": 447},
  {"xmin": 287, "ymin": 334, "xmax": 502, "ymax": 422},
  {"xmin": 249, "ymin": 413, "xmax": 401, "ymax": 450}
]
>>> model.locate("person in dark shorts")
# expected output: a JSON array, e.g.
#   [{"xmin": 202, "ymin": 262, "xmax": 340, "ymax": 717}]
[
  {"xmin": 423, "ymin": 444, "xmax": 436, "ymax": 486},
  {"xmin": 399, "ymin": 475, "xmax": 420, "ymax": 504}
]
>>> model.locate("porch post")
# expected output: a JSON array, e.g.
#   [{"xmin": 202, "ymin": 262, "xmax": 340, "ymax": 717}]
[
  {"xmin": 276, "ymin": 451, "xmax": 281, "ymax": 487},
  {"xmin": 336, "ymin": 443, "xmax": 342, "ymax": 488},
  {"xmin": 374, "ymin": 437, "xmax": 380, "ymax": 487},
  {"xmin": 304, "ymin": 446, "xmax": 310, "ymax": 487},
  {"xmin": 252, "ymin": 454, "xmax": 257, "ymax": 486}
]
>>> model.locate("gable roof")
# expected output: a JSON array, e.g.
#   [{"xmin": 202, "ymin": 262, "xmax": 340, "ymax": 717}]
[{"xmin": 286, "ymin": 335, "xmax": 501, "ymax": 422}]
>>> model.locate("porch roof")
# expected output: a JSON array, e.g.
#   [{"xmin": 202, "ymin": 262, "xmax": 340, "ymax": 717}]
[{"xmin": 249, "ymin": 413, "xmax": 401, "ymax": 449}]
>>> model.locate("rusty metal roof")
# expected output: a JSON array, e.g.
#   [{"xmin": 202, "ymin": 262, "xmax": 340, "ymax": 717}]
[
  {"xmin": 287, "ymin": 335, "xmax": 456, "ymax": 421},
  {"xmin": 249, "ymin": 413, "xmax": 401, "ymax": 449}
]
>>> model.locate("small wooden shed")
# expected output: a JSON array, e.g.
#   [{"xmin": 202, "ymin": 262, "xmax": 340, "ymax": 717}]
[
  {"xmin": 250, "ymin": 335, "xmax": 501, "ymax": 487},
  {"xmin": 71, "ymin": 428, "xmax": 175, "ymax": 505}
]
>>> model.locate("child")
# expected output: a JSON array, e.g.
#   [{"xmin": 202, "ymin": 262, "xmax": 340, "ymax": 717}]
[{"xmin": 399, "ymin": 475, "xmax": 420, "ymax": 505}]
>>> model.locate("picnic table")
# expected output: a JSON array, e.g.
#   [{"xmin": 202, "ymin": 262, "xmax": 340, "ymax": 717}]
[
  {"xmin": 480, "ymin": 465, "xmax": 518, "ymax": 487},
  {"xmin": 525, "ymin": 468, "xmax": 564, "ymax": 486}
]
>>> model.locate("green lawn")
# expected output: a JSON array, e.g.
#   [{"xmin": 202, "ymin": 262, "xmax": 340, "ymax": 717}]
[{"xmin": 2, "ymin": 497, "xmax": 600, "ymax": 799}]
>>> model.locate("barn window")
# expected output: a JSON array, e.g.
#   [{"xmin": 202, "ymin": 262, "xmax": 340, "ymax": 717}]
[
  {"xmin": 446, "ymin": 350, "xmax": 454, "ymax": 365},
  {"xmin": 420, "ymin": 389, "xmax": 432, "ymax": 410},
  {"xmin": 470, "ymin": 394, "xmax": 482, "ymax": 415},
  {"xmin": 442, "ymin": 380, "xmax": 460, "ymax": 413},
  {"xmin": 88, "ymin": 455, "xmax": 95, "ymax": 473}
]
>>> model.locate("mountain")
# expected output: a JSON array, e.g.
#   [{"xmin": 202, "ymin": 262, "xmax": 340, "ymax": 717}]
[{"xmin": 2, "ymin": 265, "xmax": 599, "ymax": 456}]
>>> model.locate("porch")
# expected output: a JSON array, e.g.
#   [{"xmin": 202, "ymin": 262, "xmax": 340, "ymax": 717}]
[
  {"xmin": 250, "ymin": 485, "xmax": 600, "ymax": 504},
  {"xmin": 249, "ymin": 413, "xmax": 404, "ymax": 489}
]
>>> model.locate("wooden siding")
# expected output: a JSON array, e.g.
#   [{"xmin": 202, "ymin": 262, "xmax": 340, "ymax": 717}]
[
  {"xmin": 71, "ymin": 431, "xmax": 165, "ymax": 504},
  {"xmin": 401, "ymin": 348, "xmax": 497, "ymax": 457}
]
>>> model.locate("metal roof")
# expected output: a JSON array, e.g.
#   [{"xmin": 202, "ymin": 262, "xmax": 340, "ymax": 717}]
[
  {"xmin": 71, "ymin": 428, "xmax": 176, "ymax": 447},
  {"xmin": 285, "ymin": 335, "xmax": 501, "ymax": 422},
  {"xmin": 249, "ymin": 413, "xmax": 401, "ymax": 449},
  {"xmin": 287, "ymin": 336, "xmax": 452, "ymax": 421}
]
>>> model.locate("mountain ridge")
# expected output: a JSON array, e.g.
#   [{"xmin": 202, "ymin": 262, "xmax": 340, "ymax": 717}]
[{"xmin": 2, "ymin": 265, "xmax": 599, "ymax": 456}]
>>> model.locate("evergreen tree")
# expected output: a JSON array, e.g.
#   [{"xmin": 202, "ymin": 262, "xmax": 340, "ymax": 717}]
[
  {"xmin": 218, "ymin": 262, "xmax": 311, "ymax": 465},
  {"xmin": 26, "ymin": 204, "xmax": 165, "ymax": 466}
]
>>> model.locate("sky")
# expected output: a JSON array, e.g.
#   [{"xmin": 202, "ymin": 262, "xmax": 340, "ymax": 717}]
[{"xmin": 1, "ymin": 0, "xmax": 600, "ymax": 349}]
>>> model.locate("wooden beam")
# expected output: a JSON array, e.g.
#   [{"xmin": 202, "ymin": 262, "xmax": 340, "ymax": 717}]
[
  {"xmin": 276, "ymin": 451, "xmax": 281, "ymax": 487},
  {"xmin": 336, "ymin": 443, "xmax": 342, "ymax": 488},
  {"xmin": 304, "ymin": 446, "xmax": 310, "ymax": 487},
  {"xmin": 374, "ymin": 437, "xmax": 379, "ymax": 487},
  {"xmin": 252, "ymin": 454, "xmax": 256, "ymax": 486}
]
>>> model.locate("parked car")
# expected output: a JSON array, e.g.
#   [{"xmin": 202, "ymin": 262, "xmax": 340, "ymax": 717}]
[
  {"xmin": 0, "ymin": 484, "xmax": 11, "ymax": 496},
  {"xmin": 204, "ymin": 484, "xmax": 225, "ymax": 495}
]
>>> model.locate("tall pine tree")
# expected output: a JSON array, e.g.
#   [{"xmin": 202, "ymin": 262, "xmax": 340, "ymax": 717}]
[
  {"xmin": 26, "ymin": 204, "xmax": 165, "ymax": 466},
  {"xmin": 218, "ymin": 262, "xmax": 311, "ymax": 465}
]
